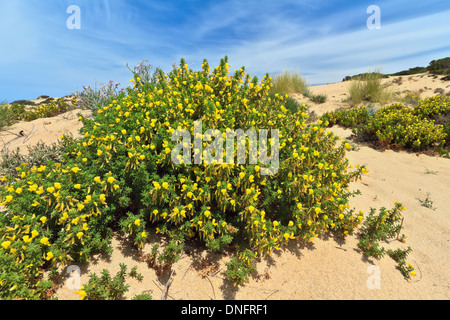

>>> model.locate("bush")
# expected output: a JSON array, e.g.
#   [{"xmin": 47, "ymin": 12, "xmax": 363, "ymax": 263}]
[
  {"xmin": 0, "ymin": 57, "xmax": 368, "ymax": 298},
  {"xmin": 412, "ymin": 95, "xmax": 450, "ymax": 118},
  {"xmin": 321, "ymin": 106, "xmax": 371, "ymax": 128},
  {"xmin": 362, "ymin": 104, "xmax": 446, "ymax": 149},
  {"xmin": 321, "ymin": 97, "xmax": 448, "ymax": 153}
]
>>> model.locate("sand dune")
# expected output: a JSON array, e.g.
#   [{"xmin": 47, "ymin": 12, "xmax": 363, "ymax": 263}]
[{"xmin": 1, "ymin": 73, "xmax": 449, "ymax": 300}]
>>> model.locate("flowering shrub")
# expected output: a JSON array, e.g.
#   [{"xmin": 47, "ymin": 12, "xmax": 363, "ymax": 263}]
[
  {"xmin": 321, "ymin": 97, "xmax": 449, "ymax": 152},
  {"xmin": 0, "ymin": 97, "xmax": 77, "ymax": 130},
  {"xmin": 363, "ymin": 104, "xmax": 446, "ymax": 149},
  {"xmin": 321, "ymin": 106, "xmax": 371, "ymax": 128},
  {"xmin": 20, "ymin": 97, "xmax": 78, "ymax": 121},
  {"xmin": 0, "ymin": 57, "xmax": 368, "ymax": 298},
  {"xmin": 412, "ymin": 95, "xmax": 450, "ymax": 118}
]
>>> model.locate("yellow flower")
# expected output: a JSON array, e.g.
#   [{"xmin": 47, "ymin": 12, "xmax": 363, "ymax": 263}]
[
  {"xmin": 76, "ymin": 232, "xmax": 84, "ymax": 239},
  {"xmin": 248, "ymin": 206, "xmax": 255, "ymax": 213},
  {"xmin": 77, "ymin": 203, "xmax": 85, "ymax": 211},
  {"xmin": 162, "ymin": 182, "xmax": 169, "ymax": 190},
  {"xmin": 153, "ymin": 182, "xmax": 161, "ymax": 190},
  {"xmin": 288, "ymin": 221, "xmax": 294, "ymax": 227},
  {"xmin": 141, "ymin": 232, "xmax": 147, "ymax": 238},
  {"xmin": 74, "ymin": 184, "xmax": 81, "ymax": 189},
  {"xmin": 1, "ymin": 241, "xmax": 11, "ymax": 250},
  {"xmin": 15, "ymin": 188, "xmax": 23, "ymax": 194},
  {"xmin": 99, "ymin": 194, "xmax": 106, "ymax": 204},
  {"xmin": 94, "ymin": 176, "xmax": 102, "ymax": 184},
  {"xmin": 31, "ymin": 230, "xmax": 39, "ymax": 238},
  {"xmin": 71, "ymin": 167, "xmax": 81, "ymax": 173},
  {"xmin": 134, "ymin": 219, "xmax": 141, "ymax": 226},
  {"xmin": 40, "ymin": 216, "xmax": 47, "ymax": 224},
  {"xmin": 204, "ymin": 210, "xmax": 211, "ymax": 218},
  {"xmin": 40, "ymin": 237, "xmax": 50, "ymax": 246},
  {"xmin": 47, "ymin": 186, "xmax": 55, "ymax": 193},
  {"xmin": 107, "ymin": 177, "xmax": 115, "ymax": 184},
  {"xmin": 97, "ymin": 149, "xmax": 103, "ymax": 156},
  {"xmin": 23, "ymin": 235, "xmax": 32, "ymax": 243},
  {"xmin": 45, "ymin": 252, "xmax": 54, "ymax": 261},
  {"xmin": 5, "ymin": 195, "xmax": 13, "ymax": 203},
  {"xmin": 239, "ymin": 172, "xmax": 245, "ymax": 179},
  {"xmin": 255, "ymin": 166, "xmax": 260, "ymax": 172},
  {"xmin": 339, "ymin": 214, "xmax": 344, "ymax": 220},
  {"xmin": 75, "ymin": 289, "xmax": 87, "ymax": 300},
  {"xmin": 84, "ymin": 195, "xmax": 92, "ymax": 203}
]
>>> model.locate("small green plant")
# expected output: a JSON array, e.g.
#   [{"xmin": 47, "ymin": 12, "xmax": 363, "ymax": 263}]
[
  {"xmin": 225, "ymin": 249, "xmax": 256, "ymax": 286},
  {"xmin": 129, "ymin": 266, "xmax": 144, "ymax": 281},
  {"xmin": 76, "ymin": 263, "xmax": 129, "ymax": 300},
  {"xmin": 387, "ymin": 247, "xmax": 415, "ymax": 278},
  {"xmin": 132, "ymin": 292, "xmax": 153, "ymax": 300},
  {"xmin": 417, "ymin": 193, "xmax": 436, "ymax": 211},
  {"xmin": 357, "ymin": 203, "xmax": 415, "ymax": 279},
  {"xmin": 424, "ymin": 169, "xmax": 438, "ymax": 175},
  {"xmin": 75, "ymin": 263, "xmax": 148, "ymax": 300}
]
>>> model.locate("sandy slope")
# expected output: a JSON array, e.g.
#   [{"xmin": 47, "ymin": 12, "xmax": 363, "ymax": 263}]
[
  {"xmin": 1, "ymin": 74, "xmax": 449, "ymax": 300},
  {"xmin": 293, "ymin": 72, "xmax": 450, "ymax": 116}
]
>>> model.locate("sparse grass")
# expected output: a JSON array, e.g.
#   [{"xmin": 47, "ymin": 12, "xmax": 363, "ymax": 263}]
[
  {"xmin": 269, "ymin": 70, "xmax": 308, "ymax": 96},
  {"xmin": 348, "ymin": 70, "xmax": 393, "ymax": 105}
]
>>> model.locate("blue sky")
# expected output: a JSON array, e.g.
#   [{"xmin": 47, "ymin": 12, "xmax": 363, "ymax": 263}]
[{"xmin": 1, "ymin": 0, "xmax": 450, "ymax": 102}]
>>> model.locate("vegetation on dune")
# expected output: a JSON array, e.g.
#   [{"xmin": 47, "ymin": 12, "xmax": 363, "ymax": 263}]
[
  {"xmin": 0, "ymin": 57, "xmax": 426, "ymax": 300},
  {"xmin": 320, "ymin": 95, "xmax": 450, "ymax": 156}
]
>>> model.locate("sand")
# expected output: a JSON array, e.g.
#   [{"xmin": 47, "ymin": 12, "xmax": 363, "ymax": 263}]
[{"xmin": 1, "ymin": 73, "xmax": 449, "ymax": 300}]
